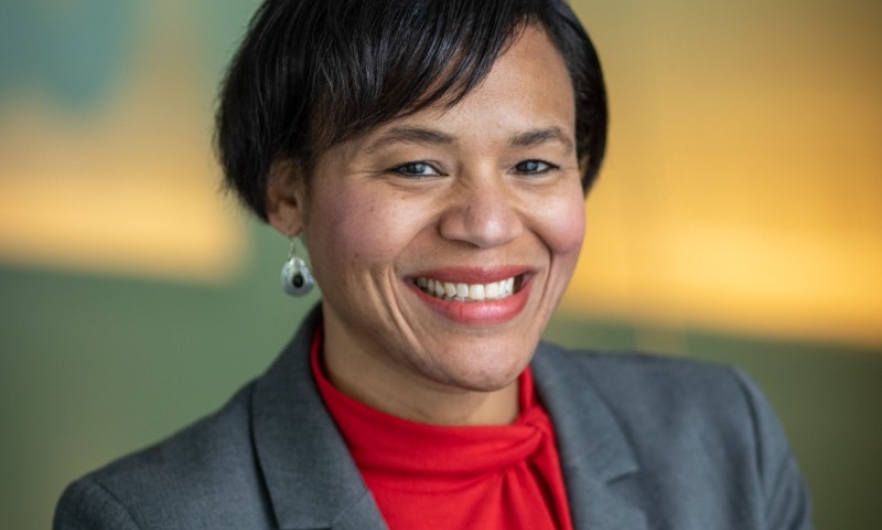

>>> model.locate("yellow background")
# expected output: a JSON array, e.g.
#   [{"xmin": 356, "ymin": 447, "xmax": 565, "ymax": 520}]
[{"xmin": 2, "ymin": 1, "xmax": 879, "ymax": 346}]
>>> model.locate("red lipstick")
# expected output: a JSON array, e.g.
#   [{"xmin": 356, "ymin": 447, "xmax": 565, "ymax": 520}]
[{"xmin": 407, "ymin": 267, "xmax": 534, "ymax": 325}]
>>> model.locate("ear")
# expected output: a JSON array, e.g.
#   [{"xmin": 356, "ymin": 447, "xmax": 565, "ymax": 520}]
[{"xmin": 266, "ymin": 158, "xmax": 307, "ymax": 237}]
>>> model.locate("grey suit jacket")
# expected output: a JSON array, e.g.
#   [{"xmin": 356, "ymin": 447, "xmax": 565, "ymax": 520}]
[{"xmin": 54, "ymin": 308, "xmax": 812, "ymax": 529}]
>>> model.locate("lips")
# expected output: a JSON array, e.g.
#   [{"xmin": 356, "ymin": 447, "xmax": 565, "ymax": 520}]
[{"xmin": 407, "ymin": 267, "xmax": 533, "ymax": 324}]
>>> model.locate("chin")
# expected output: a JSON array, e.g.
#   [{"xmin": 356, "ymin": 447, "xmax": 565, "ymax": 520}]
[{"xmin": 432, "ymin": 346, "xmax": 533, "ymax": 392}]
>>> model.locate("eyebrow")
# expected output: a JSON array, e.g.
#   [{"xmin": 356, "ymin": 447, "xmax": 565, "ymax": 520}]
[
  {"xmin": 509, "ymin": 126, "xmax": 575, "ymax": 153},
  {"xmin": 362, "ymin": 125, "xmax": 575, "ymax": 154},
  {"xmin": 363, "ymin": 126, "xmax": 455, "ymax": 154}
]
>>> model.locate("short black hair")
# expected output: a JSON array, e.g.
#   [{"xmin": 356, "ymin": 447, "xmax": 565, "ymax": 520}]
[{"xmin": 216, "ymin": 0, "xmax": 607, "ymax": 221}]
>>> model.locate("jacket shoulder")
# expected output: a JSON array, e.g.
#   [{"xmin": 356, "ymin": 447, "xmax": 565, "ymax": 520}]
[
  {"xmin": 538, "ymin": 342, "xmax": 762, "ymax": 424},
  {"xmin": 54, "ymin": 383, "xmax": 275, "ymax": 530},
  {"xmin": 534, "ymin": 342, "xmax": 813, "ymax": 529}
]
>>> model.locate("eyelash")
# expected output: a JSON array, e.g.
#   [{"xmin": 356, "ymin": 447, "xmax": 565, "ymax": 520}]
[
  {"xmin": 390, "ymin": 162, "xmax": 443, "ymax": 178},
  {"xmin": 513, "ymin": 160, "xmax": 558, "ymax": 175},
  {"xmin": 388, "ymin": 159, "xmax": 559, "ymax": 178}
]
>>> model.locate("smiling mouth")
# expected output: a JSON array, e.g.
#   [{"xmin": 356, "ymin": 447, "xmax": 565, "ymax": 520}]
[{"xmin": 413, "ymin": 275, "xmax": 526, "ymax": 302}]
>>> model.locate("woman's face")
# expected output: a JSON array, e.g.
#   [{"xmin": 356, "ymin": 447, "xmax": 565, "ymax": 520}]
[{"xmin": 275, "ymin": 27, "xmax": 585, "ymax": 413}]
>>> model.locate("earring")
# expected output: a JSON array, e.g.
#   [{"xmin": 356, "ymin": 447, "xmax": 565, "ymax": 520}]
[{"xmin": 280, "ymin": 238, "xmax": 314, "ymax": 296}]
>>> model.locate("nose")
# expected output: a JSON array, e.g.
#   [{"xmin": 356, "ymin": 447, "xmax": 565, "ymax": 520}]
[{"xmin": 437, "ymin": 174, "xmax": 524, "ymax": 248}]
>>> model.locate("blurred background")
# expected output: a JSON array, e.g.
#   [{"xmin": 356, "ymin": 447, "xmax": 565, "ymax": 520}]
[{"xmin": 1, "ymin": 0, "xmax": 880, "ymax": 528}]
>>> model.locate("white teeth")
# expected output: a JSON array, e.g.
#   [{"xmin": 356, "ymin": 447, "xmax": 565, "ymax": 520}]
[
  {"xmin": 469, "ymin": 284, "xmax": 485, "ymax": 301},
  {"xmin": 414, "ymin": 276, "xmax": 520, "ymax": 302},
  {"xmin": 485, "ymin": 282, "xmax": 499, "ymax": 299}
]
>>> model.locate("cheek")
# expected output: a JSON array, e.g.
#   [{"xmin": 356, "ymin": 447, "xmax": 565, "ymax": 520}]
[
  {"xmin": 304, "ymin": 185, "xmax": 430, "ymax": 278},
  {"xmin": 305, "ymin": 191, "xmax": 375, "ymax": 274},
  {"xmin": 538, "ymin": 190, "xmax": 586, "ymax": 261}
]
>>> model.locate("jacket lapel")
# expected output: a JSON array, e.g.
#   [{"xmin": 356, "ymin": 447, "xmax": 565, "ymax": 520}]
[
  {"xmin": 532, "ymin": 342, "xmax": 648, "ymax": 530},
  {"xmin": 251, "ymin": 309, "xmax": 646, "ymax": 530},
  {"xmin": 250, "ymin": 306, "xmax": 388, "ymax": 530}
]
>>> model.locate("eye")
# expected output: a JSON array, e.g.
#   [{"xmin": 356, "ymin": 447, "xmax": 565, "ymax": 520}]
[
  {"xmin": 514, "ymin": 159, "xmax": 558, "ymax": 175},
  {"xmin": 390, "ymin": 161, "xmax": 443, "ymax": 178}
]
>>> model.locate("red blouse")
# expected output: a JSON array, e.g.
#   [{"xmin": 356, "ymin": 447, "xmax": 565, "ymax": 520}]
[{"xmin": 310, "ymin": 331, "xmax": 574, "ymax": 530}]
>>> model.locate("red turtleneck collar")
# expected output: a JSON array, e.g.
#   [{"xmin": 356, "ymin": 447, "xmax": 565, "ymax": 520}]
[{"xmin": 310, "ymin": 327, "xmax": 574, "ymax": 530}]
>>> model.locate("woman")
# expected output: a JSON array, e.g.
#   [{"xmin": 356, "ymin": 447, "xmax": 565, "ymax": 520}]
[{"xmin": 55, "ymin": 0, "xmax": 812, "ymax": 529}]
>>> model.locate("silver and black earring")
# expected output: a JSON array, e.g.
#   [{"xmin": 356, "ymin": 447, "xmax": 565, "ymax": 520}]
[{"xmin": 280, "ymin": 238, "xmax": 314, "ymax": 297}]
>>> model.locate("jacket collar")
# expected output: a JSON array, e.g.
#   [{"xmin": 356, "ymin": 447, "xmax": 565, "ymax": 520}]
[
  {"xmin": 251, "ymin": 307, "xmax": 645, "ymax": 530},
  {"xmin": 532, "ymin": 341, "xmax": 648, "ymax": 530},
  {"xmin": 251, "ymin": 306, "xmax": 387, "ymax": 530}
]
